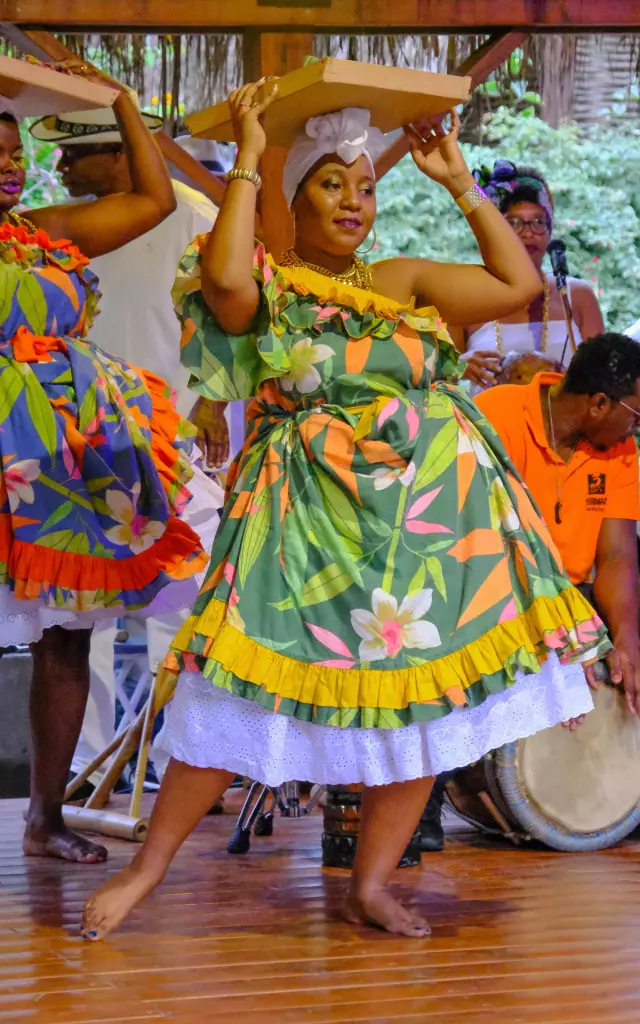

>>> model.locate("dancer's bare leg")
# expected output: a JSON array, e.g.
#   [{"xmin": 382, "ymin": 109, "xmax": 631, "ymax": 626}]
[
  {"xmin": 82, "ymin": 758, "xmax": 234, "ymax": 940},
  {"xmin": 24, "ymin": 626, "xmax": 107, "ymax": 864},
  {"xmin": 344, "ymin": 776, "xmax": 435, "ymax": 938}
]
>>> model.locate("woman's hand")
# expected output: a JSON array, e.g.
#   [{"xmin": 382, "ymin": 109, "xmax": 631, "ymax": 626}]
[
  {"xmin": 460, "ymin": 350, "xmax": 502, "ymax": 389},
  {"xmin": 404, "ymin": 108, "xmax": 473, "ymax": 197},
  {"xmin": 191, "ymin": 398, "xmax": 230, "ymax": 469},
  {"xmin": 58, "ymin": 57, "xmax": 127, "ymax": 95},
  {"xmin": 229, "ymin": 79, "xmax": 279, "ymax": 164}
]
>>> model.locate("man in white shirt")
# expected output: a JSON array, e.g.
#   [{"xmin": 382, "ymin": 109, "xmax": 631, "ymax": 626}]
[{"xmin": 30, "ymin": 109, "xmax": 227, "ymax": 786}]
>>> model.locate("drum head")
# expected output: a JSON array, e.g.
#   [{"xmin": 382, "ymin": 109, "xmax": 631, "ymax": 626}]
[{"xmin": 495, "ymin": 684, "xmax": 640, "ymax": 851}]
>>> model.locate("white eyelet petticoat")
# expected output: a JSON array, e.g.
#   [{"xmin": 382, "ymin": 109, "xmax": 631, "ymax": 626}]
[{"xmin": 162, "ymin": 652, "xmax": 594, "ymax": 787}]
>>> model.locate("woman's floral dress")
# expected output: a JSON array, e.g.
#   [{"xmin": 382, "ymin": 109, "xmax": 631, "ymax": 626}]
[
  {"xmin": 0, "ymin": 221, "xmax": 205, "ymax": 636},
  {"xmin": 159, "ymin": 239, "xmax": 607, "ymax": 784}
]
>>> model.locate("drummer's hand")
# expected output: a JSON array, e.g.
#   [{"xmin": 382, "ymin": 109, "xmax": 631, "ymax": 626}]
[
  {"xmin": 461, "ymin": 350, "xmax": 502, "ymax": 389},
  {"xmin": 582, "ymin": 661, "xmax": 602, "ymax": 692},
  {"xmin": 229, "ymin": 78, "xmax": 279, "ymax": 159},
  {"xmin": 608, "ymin": 643, "xmax": 640, "ymax": 717}
]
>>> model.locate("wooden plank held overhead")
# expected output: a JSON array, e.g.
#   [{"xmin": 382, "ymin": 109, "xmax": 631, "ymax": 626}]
[
  {"xmin": 188, "ymin": 60, "xmax": 471, "ymax": 146},
  {"xmin": 0, "ymin": 26, "xmax": 260, "ymax": 226},
  {"xmin": 374, "ymin": 31, "xmax": 529, "ymax": 181},
  {"xmin": 0, "ymin": 0, "xmax": 637, "ymax": 29}
]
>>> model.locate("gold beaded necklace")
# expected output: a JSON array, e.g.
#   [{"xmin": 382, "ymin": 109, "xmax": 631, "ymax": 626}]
[
  {"xmin": 4, "ymin": 210, "xmax": 38, "ymax": 233},
  {"xmin": 280, "ymin": 247, "xmax": 373, "ymax": 291},
  {"xmin": 494, "ymin": 275, "xmax": 550, "ymax": 355}
]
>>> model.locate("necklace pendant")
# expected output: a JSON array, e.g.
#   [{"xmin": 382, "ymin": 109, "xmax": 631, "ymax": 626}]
[{"xmin": 554, "ymin": 501, "xmax": 562, "ymax": 525}]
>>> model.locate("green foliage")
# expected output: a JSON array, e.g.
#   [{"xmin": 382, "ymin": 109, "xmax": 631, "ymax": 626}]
[
  {"xmin": 19, "ymin": 121, "xmax": 67, "ymax": 210},
  {"xmin": 374, "ymin": 108, "xmax": 640, "ymax": 332}
]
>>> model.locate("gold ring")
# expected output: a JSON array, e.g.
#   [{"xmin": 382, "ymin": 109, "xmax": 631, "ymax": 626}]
[{"xmin": 79, "ymin": 63, "xmax": 89, "ymax": 72}]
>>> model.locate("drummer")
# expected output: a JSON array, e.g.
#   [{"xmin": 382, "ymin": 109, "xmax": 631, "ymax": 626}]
[
  {"xmin": 419, "ymin": 332, "xmax": 640, "ymax": 852},
  {"xmin": 475, "ymin": 329, "xmax": 640, "ymax": 717}
]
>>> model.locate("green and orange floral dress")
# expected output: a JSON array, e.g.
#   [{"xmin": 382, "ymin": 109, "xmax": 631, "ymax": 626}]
[{"xmin": 160, "ymin": 240, "xmax": 607, "ymax": 786}]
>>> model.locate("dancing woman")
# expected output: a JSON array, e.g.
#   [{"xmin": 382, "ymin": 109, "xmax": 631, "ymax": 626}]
[
  {"xmin": 84, "ymin": 81, "xmax": 608, "ymax": 939},
  {"xmin": 0, "ymin": 61, "xmax": 213, "ymax": 862},
  {"xmin": 453, "ymin": 160, "xmax": 605, "ymax": 390}
]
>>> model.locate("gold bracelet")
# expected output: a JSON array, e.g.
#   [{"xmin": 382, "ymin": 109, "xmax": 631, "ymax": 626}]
[
  {"xmin": 224, "ymin": 167, "xmax": 263, "ymax": 191},
  {"xmin": 455, "ymin": 183, "xmax": 487, "ymax": 217}
]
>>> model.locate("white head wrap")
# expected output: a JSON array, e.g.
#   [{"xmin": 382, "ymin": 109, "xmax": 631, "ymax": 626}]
[{"xmin": 282, "ymin": 107, "xmax": 386, "ymax": 208}]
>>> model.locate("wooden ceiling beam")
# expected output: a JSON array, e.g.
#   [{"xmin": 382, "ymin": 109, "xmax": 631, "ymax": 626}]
[
  {"xmin": 375, "ymin": 31, "xmax": 529, "ymax": 181},
  {"xmin": 0, "ymin": 0, "xmax": 638, "ymax": 31},
  {"xmin": 243, "ymin": 30, "xmax": 313, "ymax": 259}
]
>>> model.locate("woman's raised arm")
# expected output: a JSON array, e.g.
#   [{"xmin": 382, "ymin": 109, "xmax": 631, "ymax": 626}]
[
  {"xmin": 374, "ymin": 111, "xmax": 542, "ymax": 325},
  {"xmin": 200, "ymin": 80, "xmax": 278, "ymax": 336},
  {"xmin": 30, "ymin": 62, "xmax": 175, "ymax": 258}
]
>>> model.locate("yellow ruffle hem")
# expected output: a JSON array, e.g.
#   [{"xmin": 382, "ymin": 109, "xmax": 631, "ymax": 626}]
[{"xmin": 159, "ymin": 586, "xmax": 603, "ymax": 713}]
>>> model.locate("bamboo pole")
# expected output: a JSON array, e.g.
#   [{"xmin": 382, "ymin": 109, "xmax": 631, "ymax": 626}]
[
  {"xmin": 129, "ymin": 676, "xmax": 158, "ymax": 820},
  {"xmin": 62, "ymin": 806, "xmax": 149, "ymax": 842},
  {"xmin": 64, "ymin": 727, "xmax": 125, "ymax": 802},
  {"xmin": 83, "ymin": 709, "xmax": 147, "ymax": 811}
]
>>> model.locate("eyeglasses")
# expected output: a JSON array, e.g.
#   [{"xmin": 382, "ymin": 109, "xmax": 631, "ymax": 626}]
[
  {"xmin": 616, "ymin": 398, "xmax": 640, "ymax": 426},
  {"xmin": 505, "ymin": 216, "xmax": 549, "ymax": 236}
]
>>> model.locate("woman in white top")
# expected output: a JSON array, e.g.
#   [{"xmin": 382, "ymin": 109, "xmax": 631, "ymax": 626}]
[{"xmin": 449, "ymin": 161, "xmax": 605, "ymax": 389}]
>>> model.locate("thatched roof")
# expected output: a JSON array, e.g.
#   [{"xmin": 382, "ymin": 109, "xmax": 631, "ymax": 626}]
[{"xmin": 1, "ymin": 31, "xmax": 638, "ymax": 133}]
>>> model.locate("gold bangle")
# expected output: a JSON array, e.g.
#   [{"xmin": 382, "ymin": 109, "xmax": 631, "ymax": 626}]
[
  {"xmin": 224, "ymin": 167, "xmax": 263, "ymax": 191},
  {"xmin": 455, "ymin": 183, "xmax": 487, "ymax": 217}
]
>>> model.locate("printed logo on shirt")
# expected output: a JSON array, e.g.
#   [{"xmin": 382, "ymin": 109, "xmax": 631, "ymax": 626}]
[{"xmin": 585, "ymin": 472, "xmax": 607, "ymax": 510}]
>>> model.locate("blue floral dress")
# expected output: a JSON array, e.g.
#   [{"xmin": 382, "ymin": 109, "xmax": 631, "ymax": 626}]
[{"xmin": 0, "ymin": 219, "xmax": 206, "ymax": 644}]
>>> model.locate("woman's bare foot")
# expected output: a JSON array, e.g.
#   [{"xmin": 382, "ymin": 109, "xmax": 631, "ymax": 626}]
[
  {"xmin": 23, "ymin": 822, "xmax": 107, "ymax": 864},
  {"xmin": 343, "ymin": 886, "xmax": 430, "ymax": 938},
  {"xmin": 82, "ymin": 861, "xmax": 163, "ymax": 941}
]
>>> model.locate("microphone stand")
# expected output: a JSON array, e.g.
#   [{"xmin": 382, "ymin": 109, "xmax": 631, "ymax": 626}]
[{"xmin": 553, "ymin": 267, "xmax": 578, "ymax": 366}]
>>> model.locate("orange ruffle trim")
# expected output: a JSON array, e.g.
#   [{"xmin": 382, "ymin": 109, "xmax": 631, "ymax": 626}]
[
  {"xmin": 3, "ymin": 514, "xmax": 207, "ymax": 600},
  {"xmin": 0, "ymin": 222, "xmax": 89, "ymax": 272},
  {"xmin": 133, "ymin": 365, "xmax": 196, "ymax": 503}
]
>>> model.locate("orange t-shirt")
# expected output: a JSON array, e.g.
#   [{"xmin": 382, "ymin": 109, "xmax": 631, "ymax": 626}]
[{"xmin": 475, "ymin": 373, "xmax": 640, "ymax": 584}]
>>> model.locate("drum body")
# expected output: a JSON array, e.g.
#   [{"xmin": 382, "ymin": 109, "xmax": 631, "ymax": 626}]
[
  {"xmin": 322, "ymin": 785, "xmax": 422, "ymax": 868},
  {"xmin": 447, "ymin": 684, "xmax": 640, "ymax": 852}
]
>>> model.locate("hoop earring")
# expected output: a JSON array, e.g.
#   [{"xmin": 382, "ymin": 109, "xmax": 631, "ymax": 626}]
[{"xmin": 357, "ymin": 228, "xmax": 377, "ymax": 255}]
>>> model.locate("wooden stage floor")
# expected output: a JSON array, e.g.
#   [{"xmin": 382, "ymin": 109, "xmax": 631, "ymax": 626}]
[{"xmin": 2, "ymin": 794, "xmax": 640, "ymax": 1023}]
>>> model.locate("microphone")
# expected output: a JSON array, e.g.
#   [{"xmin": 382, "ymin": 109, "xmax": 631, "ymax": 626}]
[
  {"xmin": 547, "ymin": 238, "xmax": 569, "ymax": 292},
  {"xmin": 547, "ymin": 237, "xmax": 577, "ymax": 364}
]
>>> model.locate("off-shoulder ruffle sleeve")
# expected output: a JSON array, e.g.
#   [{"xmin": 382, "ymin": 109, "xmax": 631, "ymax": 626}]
[{"xmin": 172, "ymin": 238, "xmax": 287, "ymax": 401}]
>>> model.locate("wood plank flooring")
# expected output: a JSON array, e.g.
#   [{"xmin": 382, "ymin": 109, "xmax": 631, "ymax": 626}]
[{"xmin": 1, "ymin": 793, "xmax": 640, "ymax": 1023}]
